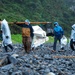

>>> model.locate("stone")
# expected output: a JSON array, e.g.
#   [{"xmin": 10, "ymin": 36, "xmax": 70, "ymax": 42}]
[
  {"xmin": 11, "ymin": 54, "xmax": 19, "ymax": 58},
  {"xmin": 47, "ymin": 72, "xmax": 55, "ymax": 75},
  {"xmin": 44, "ymin": 68, "xmax": 50, "ymax": 73},
  {"xmin": 1, "ymin": 64, "xmax": 14, "ymax": 71},
  {"xmin": 9, "ymin": 55, "xmax": 18, "ymax": 64},
  {"xmin": 0, "ymin": 43, "xmax": 74, "ymax": 75},
  {"xmin": 11, "ymin": 70, "xmax": 22, "ymax": 75}
]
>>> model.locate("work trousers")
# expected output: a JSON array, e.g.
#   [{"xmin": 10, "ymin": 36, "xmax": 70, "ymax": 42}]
[
  {"xmin": 22, "ymin": 37, "xmax": 31, "ymax": 53},
  {"xmin": 4, "ymin": 44, "xmax": 13, "ymax": 52},
  {"xmin": 53, "ymin": 37, "xmax": 61, "ymax": 50},
  {"xmin": 70, "ymin": 39, "xmax": 75, "ymax": 51}
]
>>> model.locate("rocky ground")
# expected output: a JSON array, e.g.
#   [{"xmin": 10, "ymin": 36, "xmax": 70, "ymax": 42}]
[{"xmin": 0, "ymin": 43, "xmax": 75, "ymax": 75}]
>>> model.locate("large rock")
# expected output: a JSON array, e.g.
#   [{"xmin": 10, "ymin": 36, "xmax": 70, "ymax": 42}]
[{"xmin": 1, "ymin": 64, "xmax": 14, "ymax": 71}]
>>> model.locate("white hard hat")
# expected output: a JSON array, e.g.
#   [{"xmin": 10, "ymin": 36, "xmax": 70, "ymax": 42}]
[{"xmin": 25, "ymin": 19, "xmax": 30, "ymax": 24}]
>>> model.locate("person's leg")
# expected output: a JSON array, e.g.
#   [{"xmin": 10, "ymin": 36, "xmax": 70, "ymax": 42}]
[
  {"xmin": 26, "ymin": 37, "xmax": 31, "ymax": 53},
  {"xmin": 53, "ymin": 37, "xmax": 57, "ymax": 51},
  {"xmin": 8, "ymin": 44, "xmax": 13, "ymax": 51},
  {"xmin": 70, "ymin": 39, "xmax": 75, "ymax": 50},
  {"xmin": 4, "ymin": 46, "xmax": 8, "ymax": 52},
  {"xmin": 22, "ymin": 37, "xmax": 27, "ymax": 52},
  {"xmin": 59, "ymin": 38, "xmax": 61, "ymax": 44}
]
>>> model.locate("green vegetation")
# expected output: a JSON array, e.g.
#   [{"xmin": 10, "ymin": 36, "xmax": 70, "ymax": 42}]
[
  {"xmin": 0, "ymin": 0, "xmax": 75, "ymax": 37},
  {"xmin": 11, "ymin": 34, "xmax": 22, "ymax": 43},
  {"xmin": 11, "ymin": 34, "xmax": 54, "ymax": 43},
  {"xmin": 46, "ymin": 36, "xmax": 54, "ymax": 43}
]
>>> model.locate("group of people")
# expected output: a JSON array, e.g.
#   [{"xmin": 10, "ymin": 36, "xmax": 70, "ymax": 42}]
[
  {"xmin": 0, "ymin": 19, "xmax": 75, "ymax": 53},
  {"xmin": 0, "ymin": 19, "xmax": 34, "ymax": 53}
]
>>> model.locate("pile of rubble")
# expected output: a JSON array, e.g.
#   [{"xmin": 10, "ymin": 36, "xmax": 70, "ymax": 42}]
[{"xmin": 0, "ymin": 43, "xmax": 75, "ymax": 75}]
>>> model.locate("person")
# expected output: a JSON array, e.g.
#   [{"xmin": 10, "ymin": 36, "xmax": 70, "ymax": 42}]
[
  {"xmin": 70, "ymin": 24, "xmax": 75, "ymax": 51},
  {"xmin": 0, "ymin": 19, "xmax": 13, "ymax": 52},
  {"xmin": 52, "ymin": 22, "xmax": 64, "ymax": 52},
  {"xmin": 15, "ymin": 19, "xmax": 34, "ymax": 53}
]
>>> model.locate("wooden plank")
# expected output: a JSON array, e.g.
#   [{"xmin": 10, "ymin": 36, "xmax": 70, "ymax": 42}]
[
  {"xmin": 0, "ymin": 22, "xmax": 52, "ymax": 25},
  {"xmin": 53, "ymin": 55, "xmax": 75, "ymax": 58}
]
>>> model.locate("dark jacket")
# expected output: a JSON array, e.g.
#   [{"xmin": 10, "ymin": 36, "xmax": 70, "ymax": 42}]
[{"xmin": 17, "ymin": 24, "xmax": 34, "ymax": 39}]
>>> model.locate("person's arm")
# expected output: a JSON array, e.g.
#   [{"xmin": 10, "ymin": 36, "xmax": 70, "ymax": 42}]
[
  {"xmin": 29, "ymin": 24, "xmax": 34, "ymax": 39},
  {"xmin": 14, "ymin": 22, "xmax": 23, "ymax": 27}
]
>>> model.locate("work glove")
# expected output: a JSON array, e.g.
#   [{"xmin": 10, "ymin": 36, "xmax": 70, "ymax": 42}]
[{"xmin": 6, "ymin": 36, "xmax": 9, "ymax": 39}]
